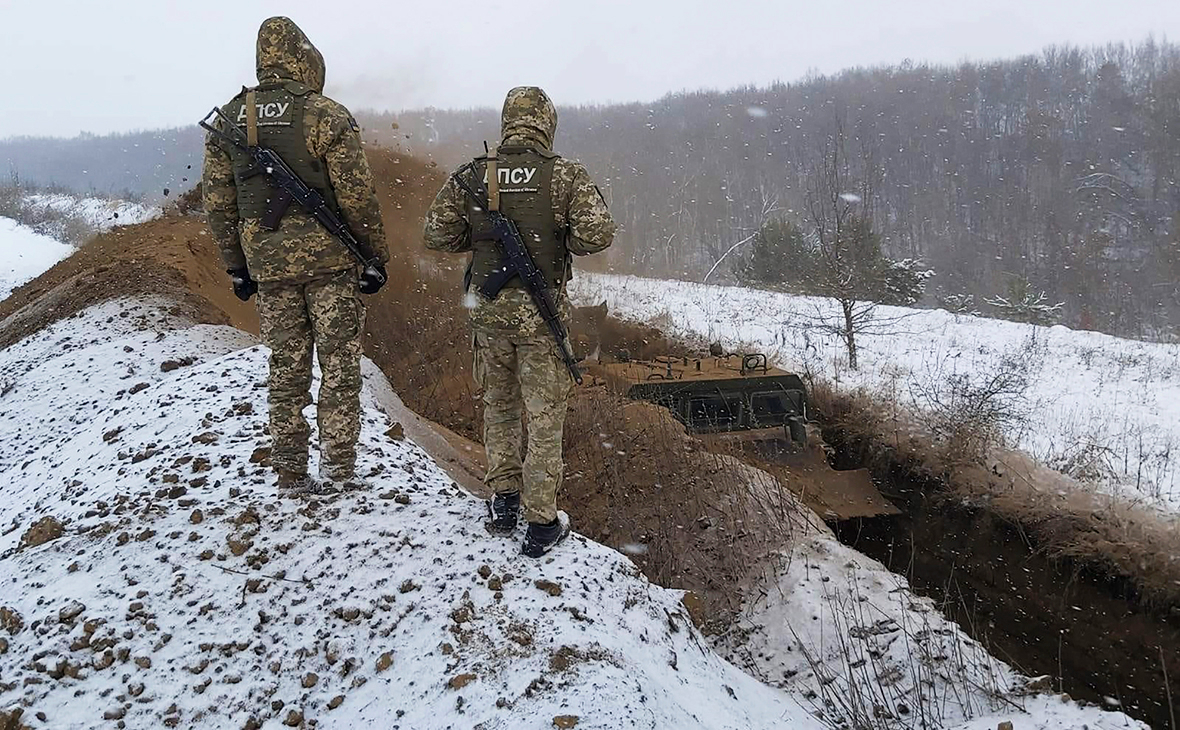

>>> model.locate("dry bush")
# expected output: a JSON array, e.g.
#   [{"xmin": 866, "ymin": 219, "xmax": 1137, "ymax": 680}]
[
  {"xmin": 905, "ymin": 334, "xmax": 1042, "ymax": 472},
  {"xmin": 0, "ymin": 183, "xmax": 99, "ymax": 246}
]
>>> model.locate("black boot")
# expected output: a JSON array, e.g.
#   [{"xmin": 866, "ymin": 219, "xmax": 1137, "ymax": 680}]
[
  {"xmin": 486, "ymin": 491, "xmax": 520, "ymax": 534},
  {"xmin": 521, "ymin": 512, "xmax": 570, "ymax": 558}
]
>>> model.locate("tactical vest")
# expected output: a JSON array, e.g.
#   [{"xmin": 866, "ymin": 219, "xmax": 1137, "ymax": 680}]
[
  {"xmin": 466, "ymin": 146, "xmax": 569, "ymax": 295},
  {"xmin": 221, "ymin": 80, "xmax": 339, "ymax": 224}
]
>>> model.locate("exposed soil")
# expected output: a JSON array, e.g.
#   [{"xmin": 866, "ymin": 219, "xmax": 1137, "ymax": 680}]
[{"xmin": 827, "ymin": 433, "xmax": 1180, "ymax": 730}]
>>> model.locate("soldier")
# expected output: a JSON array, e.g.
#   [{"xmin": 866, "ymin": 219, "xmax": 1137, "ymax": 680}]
[
  {"xmin": 424, "ymin": 86, "xmax": 616, "ymax": 557},
  {"xmin": 202, "ymin": 16, "xmax": 388, "ymax": 495}
]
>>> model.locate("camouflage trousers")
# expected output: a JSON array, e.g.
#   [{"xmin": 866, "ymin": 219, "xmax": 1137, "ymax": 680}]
[
  {"xmin": 474, "ymin": 331, "xmax": 573, "ymax": 524},
  {"xmin": 257, "ymin": 269, "xmax": 365, "ymax": 479}
]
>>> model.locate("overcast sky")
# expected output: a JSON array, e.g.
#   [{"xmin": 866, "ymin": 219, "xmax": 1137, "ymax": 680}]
[{"xmin": 3, "ymin": 0, "xmax": 1178, "ymax": 138}]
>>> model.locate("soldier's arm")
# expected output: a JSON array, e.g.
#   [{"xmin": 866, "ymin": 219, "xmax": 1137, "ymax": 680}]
[
  {"xmin": 201, "ymin": 137, "xmax": 247, "ymax": 271},
  {"xmin": 313, "ymin": 101, "xmax": 389, "ymax": 265},
  {"xmin": 562, "ymin": 161, "xmax": 616, "ymax": 256},
  {"xmin": 423, "ymin": 175, "xmax": 472, "ymax": 253}
]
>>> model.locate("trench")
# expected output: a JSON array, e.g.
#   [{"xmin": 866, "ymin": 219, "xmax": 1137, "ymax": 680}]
[{"xmin": 824, "ymin": 430, "xmax": 1180, "ymax": 730}]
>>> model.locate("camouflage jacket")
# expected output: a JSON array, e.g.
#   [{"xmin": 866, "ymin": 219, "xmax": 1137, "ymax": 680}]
[
  {"xmin": 201, "ymin": 16, "xmax": 387, "ymax": 284},
  {"xmin": 423, "ymin": 87, "xmax": 616, "ymax": 336}
]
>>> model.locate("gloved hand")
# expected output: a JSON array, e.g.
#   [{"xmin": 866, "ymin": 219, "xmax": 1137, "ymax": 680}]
[
  {"xmin": 228, "ymin": 268, "xmax": 257, "ymax": 302},
  {"xmin": 358, "ymin": 264, "xmax": 388, "ymax": 295}
]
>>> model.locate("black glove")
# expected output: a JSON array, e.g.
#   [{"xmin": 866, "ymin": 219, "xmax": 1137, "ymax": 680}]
[
  {"xmin": 228, "ymin": 268, "xmax": 257, "ymax": 302},
  {"xmin": 358, "ymin": 264, "xmax": 388, "ymax": 295}
]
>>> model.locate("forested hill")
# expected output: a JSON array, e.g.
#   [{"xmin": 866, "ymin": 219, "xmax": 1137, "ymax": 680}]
[
  {"xmin": 0, "ymin": 127, "xmax": 202, "ymax": 202},
  {"xmin": 375, "ymin": 40, "xmax": 1180, "ymax": 340},
  {"xmin": 4, "ymin": 39, "xmax": 1179, "ymax": 338}
]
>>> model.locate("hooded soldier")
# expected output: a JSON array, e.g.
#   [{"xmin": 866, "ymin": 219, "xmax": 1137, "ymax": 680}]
[
  {"xmin": 424, "ymin": 86, "xmax": 616, "ymax": 557},
  {"xmin": 202, "ymin": 16, "xmax": 388, "ymax": 495}
]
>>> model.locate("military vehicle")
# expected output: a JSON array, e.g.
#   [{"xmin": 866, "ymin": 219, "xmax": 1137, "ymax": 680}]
[
  {"xmin": 585, "ymin": 352, "xmax": 808, "ymax": 444},
  {"xmin": 583, "ymin": 350, "xmax": 898, "ymax": 520}
]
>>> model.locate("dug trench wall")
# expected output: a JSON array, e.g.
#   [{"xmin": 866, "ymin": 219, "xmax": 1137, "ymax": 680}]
[{"xmin": 814, "ymin": 388, "xmax": 1180, "ymax": 730}]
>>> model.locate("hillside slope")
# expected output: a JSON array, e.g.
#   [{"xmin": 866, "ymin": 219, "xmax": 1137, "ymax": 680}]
[{"xmin": 0, "ymin": 298, "xmax": 820, "ymax": 730}]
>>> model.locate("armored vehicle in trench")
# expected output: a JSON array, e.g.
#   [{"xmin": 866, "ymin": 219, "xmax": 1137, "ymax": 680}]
[
  {"xmin": 585, "ymin": 352, "xmax": 809, "ymax": 444},
  {"xmin": 583, "ymin": 350, "xmax": 898, "ymax": 520}
]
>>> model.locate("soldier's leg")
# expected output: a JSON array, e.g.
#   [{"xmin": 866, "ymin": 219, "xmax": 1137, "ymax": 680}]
[
  {"xmin": 517, "ymin": 337, "xmax": 573, "ymax": 525},
  {"xmin": 306, "ymin": 270, "xmax": 365, "ymax": 479},
  {"xmin": 474, "ymin": 332, "xmax": 524, "ymax": 494},
  {"xmin": 257, "ymin": 280, "xmax": 314, "ymax": 476}
]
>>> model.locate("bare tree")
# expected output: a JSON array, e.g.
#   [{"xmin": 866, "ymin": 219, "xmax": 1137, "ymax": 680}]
[{"xmin": 804, "ymin": 112, "xmax": 883, "ymax": 369}]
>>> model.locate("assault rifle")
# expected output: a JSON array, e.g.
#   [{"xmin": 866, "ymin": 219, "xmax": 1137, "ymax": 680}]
[
  {"xmin": 198, "ymin": 106, "xmax": 386, "ymax": 287},
  {"xmin": 451, "ymin": 166, "xmax": 583, "ymax": 384}
]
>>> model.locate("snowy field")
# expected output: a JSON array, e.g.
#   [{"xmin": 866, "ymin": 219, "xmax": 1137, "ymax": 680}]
[
  {"xmin": 22, "ymin": 192, "xmax": 158, "ymax": 230},
  {"xmin": 0, "ymin": 216, "xmax": 74, "ymax": 301},
  {"xmin": 0, "ymin": 298, "xmax": 1146, "ymax": 729},
  {"xmin": 572, "ymin": 273, "xmax": 1180, "ymax": 512}
]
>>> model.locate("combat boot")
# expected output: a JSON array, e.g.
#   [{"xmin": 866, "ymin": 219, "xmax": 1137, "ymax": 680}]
[
  {"xmin": 486, "ymin": 491, "xmax": 521, "ymax": 534},
  {"xmin": 521, "ymin": 511, "xmax": 570, "ymax": 558},
  {"xmin": 276, "ymin": 470, "xmax": 318, "ymax": 496},
  {"xmin": 320, "ymin": 465, "xmax": 365, "ymax": 493}
]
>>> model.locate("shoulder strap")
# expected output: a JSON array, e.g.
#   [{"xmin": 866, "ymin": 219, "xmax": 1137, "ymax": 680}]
[
  {"xmin": 486, "ymin": 145, "xmax": 500, "ymax": 212},
  {"xmin": 245, "ymin": 89, "xmax": 259, "ymax": 147}
]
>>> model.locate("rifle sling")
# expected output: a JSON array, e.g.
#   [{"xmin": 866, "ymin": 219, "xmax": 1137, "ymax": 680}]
[
  {"xmin": 486, "ymin": 146, "xmax": 500, "ymax": 212},
  {"xmin": 245, "ymin": 90, "xmax": 259, "ymax": 147}
]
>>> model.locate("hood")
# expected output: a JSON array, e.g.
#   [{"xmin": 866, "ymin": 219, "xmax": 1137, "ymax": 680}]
[
  {"xmin": 500, "ymin": 86, "xmax": 557, "ymax": 150},
  {"xmin": 256, "ymin": 16, "xmax": 325, "ymax": 93}
]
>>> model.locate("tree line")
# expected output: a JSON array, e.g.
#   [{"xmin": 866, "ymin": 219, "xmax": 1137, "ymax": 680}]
[
  {"xmin": 374, "ymin": 39, "xmax": 1180, "ymax": 340},
  {"xmin": 3, "ymin": 38, "xmax": 1177, "ymax": 339}
]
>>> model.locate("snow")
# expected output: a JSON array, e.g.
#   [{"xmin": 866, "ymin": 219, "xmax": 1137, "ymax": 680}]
[
  {"xmin": 0, "ymin": 299, "xmax": 827, "ymax": 729},
  {"xmin": 22, "ymin": 193, "xmax": 158, "ymax": 230},
  {"xmin": 0, "ymin": 217, "xmax": 74, "ymax": 302},
  {"xmin": 721, "ymin": 533, "xmax": 1148, "ymax": 730},
  {"xmin": 571, "ymin": 273, "xmax": 1180, "ymax": 512}
]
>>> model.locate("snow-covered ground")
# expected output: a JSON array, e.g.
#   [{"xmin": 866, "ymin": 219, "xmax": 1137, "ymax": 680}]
[
  {"xmin": 571, "ymin": 273, "xmax": 1180, "ymax": 512},
  {"xmin": 0, "ymin": 299, "xmax": 821, "ymax": 730},
  {"xmin": 723, "ymin": 536, "xmax": 1146, "ymax": 730},
  {"xmin": 0, "ymin": 298, "xmax": 1147, "ymax": 729},
  {"xmin": 22, "ymin": 193, "xmax": 158, "ymax": 230},
  {"xmin": 0, "ymin": 216, "xmax": 74, "ymax": 301}
]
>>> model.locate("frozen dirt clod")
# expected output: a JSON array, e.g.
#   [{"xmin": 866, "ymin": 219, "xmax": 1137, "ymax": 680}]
[{"xmin": 19, "ymin": 516, "xmax": 63, "ymax": 549}]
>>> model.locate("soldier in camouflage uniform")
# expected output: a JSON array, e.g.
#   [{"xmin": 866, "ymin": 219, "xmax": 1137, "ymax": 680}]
[
  {"xmin": 202, "ymin": 17, "xmax": 388, "ymax": 494},
  {"xmin": 424, "ymin": 87, "xmax": 616, "ymax": 557}
]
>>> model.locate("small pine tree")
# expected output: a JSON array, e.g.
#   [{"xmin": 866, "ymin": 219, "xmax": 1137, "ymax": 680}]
[
  {"xmin": 738, "ymin": 218, "xmax": 809, "ymax": 286},
  {"xmin": 938, "ymin": 292, "xmax": 979, "ymax": 315},
  {"xmin": 874, "ymin": 258, "xmax": 935, "ymax": 306},
  {"xmin": 984, "ymin": 277, "xmax": 1064, "ymax": 325}
]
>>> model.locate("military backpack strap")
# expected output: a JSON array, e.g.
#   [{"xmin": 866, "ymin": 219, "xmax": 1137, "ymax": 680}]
[
  {"xmin": 486, "ymin": 145, "xmax": 500, "ymax": 212},
  {"xmin": 245, "ymin": 89, "xmax": 259, "ymax": 147}
]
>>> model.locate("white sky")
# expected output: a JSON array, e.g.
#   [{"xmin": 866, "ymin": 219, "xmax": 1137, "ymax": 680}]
[{"xmin": 3, "ymin": 0, "xmax": 1179, "ymax": 138}]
